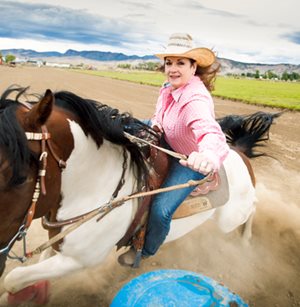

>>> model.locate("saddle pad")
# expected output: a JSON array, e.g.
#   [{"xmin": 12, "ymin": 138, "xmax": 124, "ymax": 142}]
[{"xmin": 173, "ymin": 165, "xmax": 229, "ymax": 219}]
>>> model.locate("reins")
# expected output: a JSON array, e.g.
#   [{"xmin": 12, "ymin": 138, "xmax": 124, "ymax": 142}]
[
  {"xmin": 26, "ymin": 174, "xmax": 213, "ymax": 259},
  {"xmin": 124, "ymin": 132, "xmax": 187, "ymax": 160},
  {"xmin": 25, "ymin": 132, "xmax": 212, "ymax": 259},
  {"xmin": 42, "ymin": 149, "xmax": 129, "ymax": 229}
]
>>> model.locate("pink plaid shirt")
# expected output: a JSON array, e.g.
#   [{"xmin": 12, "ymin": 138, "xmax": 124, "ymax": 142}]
[{"xmin": 152, "ymin": 76, "xmax": 229, "ymax": 170}]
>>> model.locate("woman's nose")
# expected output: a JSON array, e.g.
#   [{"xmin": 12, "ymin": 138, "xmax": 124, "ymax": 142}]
[{"xmin": 169, "ymin": 64, "xmax": 177, "ymax": 71}]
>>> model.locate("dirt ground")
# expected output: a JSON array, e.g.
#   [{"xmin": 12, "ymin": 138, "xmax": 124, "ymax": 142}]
[{"xmin": 0, "ymin": 66, "xmax": 299, "ymax": 307}]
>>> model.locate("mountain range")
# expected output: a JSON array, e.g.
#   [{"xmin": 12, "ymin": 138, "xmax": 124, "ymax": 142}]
[{"xmin": 1, "ymin": 48, "xmax": 299, "ymax": 75}]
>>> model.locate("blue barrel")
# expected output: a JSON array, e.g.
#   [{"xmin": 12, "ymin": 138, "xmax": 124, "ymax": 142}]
[{"xmin": 111, "ymin": 269, "xmax": 248, "ymax": 307}]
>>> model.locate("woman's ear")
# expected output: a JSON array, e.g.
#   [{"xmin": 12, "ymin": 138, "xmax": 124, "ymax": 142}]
[{"xmin": 192, "ymin": 62, "xmax": 197, "ymax": 75}]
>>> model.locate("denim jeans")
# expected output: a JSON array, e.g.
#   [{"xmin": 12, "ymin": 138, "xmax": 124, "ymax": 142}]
[{"xmin": 142, "ymin": 148, "xmax": 205, "ymax": 257}]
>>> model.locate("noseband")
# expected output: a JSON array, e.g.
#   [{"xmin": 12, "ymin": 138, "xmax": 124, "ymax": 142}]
[{"xmin": 0, "ymin": 102, "xmax": 66, "ymax": 262}]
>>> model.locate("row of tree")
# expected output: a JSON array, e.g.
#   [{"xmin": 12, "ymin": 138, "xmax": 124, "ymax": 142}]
[
  {"xmin": 236, "ymin": 70, "xmax": 300, "ymax": 81},
  {"xmin": 118, "ymin": 63, "xmax": 300, "ymax": 81},
  {"xmin": 222, "ymin": 70, "xmax": 300, "ymax": 81},
  {"xmin": 117, "ymin": 62, "xmax": 161, "ymax": 71}
]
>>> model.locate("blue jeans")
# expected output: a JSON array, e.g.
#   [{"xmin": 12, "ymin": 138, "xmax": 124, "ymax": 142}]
[{"xmin": 142, "ymin": 149, "xmax": 205, "ymax": 257}]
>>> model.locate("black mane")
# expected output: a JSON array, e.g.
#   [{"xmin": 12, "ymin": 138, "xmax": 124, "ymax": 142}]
[
  {"xmin": 0, "ymin": 87, "xmax": 34, "ymax": 186},
  {"xmin": 53, "ymin": 90, "xmax": 158, "ymax": 183},
  {"xmin": 0, "ymin": 86, "xmax": 158, "ymax": 187}
]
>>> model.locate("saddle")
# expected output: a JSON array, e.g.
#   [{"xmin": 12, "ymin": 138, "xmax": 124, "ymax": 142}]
[{"xmin": 173, "ymin": 165, "xmax": 229, "ymax": 219}]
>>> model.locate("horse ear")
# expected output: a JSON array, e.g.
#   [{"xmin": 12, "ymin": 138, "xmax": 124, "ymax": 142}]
[{"xmin": 26, "ymin": 89, "xmax": 54, "ymax": 128}]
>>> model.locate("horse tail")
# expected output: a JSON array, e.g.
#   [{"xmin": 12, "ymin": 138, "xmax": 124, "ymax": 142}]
[{"xmin": 218, "ymin": 111, "xmax": 281, "ymax": 158}]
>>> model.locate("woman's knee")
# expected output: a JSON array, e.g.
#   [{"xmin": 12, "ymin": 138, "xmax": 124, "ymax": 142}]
[{"xmin": 150, "ymin": 202, "xmax": 172, "ymax": 225}]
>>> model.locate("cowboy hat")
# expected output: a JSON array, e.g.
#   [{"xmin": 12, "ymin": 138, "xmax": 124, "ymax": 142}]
[{"xmin": 155, "ymin": 33, "xmax": 215, "ymax": 67}]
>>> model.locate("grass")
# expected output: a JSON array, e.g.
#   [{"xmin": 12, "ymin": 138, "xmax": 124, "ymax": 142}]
[
  {"xmin": 213, "ymin": 77, "xmax": 300, "ymax": 110},
  {"xmin": 74, "ymin": 69, "xmax": 300, "ymax": 111}
]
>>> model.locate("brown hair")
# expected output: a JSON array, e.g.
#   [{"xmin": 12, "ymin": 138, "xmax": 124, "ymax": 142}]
[
  {"xmin": 193, "ymin": 59, "xmax": 220, "ymax": 92},
  {"xmin": 158, "ymin": 58, "xmax": 221, "ymax": 92}
]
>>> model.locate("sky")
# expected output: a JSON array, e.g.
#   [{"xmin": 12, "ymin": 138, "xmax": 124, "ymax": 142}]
[{"xmin": 0, "ymin": 0, "xmax": 299, "ymax": 64}]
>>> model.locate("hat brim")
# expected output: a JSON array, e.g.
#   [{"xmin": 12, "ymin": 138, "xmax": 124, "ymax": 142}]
[{"xmin": 155, "ymin": 47, "xmax": 215, "ymax": 67}]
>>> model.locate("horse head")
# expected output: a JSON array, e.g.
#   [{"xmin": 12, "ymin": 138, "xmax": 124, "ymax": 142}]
[{"xmin": 0, "ymin": 88, "xmax": 74, "ymax": 272}]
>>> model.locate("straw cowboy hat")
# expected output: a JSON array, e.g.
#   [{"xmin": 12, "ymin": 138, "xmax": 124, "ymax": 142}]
[{"xmin": 155, "ymin": 33, "xmax": 215, "ymax": 67}]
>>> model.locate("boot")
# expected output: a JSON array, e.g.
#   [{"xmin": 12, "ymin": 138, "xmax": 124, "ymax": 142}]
[
  {"xmin": 118, "ymin": 248, "xmax": 148, "ymax": 267},
  {"xmin": 118, "ymin": 248, "xmax": 137, "ymax": 267}
]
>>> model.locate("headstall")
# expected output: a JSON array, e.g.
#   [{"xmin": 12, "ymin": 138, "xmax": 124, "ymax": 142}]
[{"xmin": 0, "ymin": 103, "xmax": 66, "ymax": 262}]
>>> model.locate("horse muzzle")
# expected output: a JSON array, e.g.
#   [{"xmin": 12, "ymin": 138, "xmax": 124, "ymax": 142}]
[{"xmin": 0, "ymin": 253, "xmax": 7, "ymax": 277}]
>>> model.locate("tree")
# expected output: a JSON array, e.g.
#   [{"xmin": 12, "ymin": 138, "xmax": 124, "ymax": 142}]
[
  {"xmin": 291, "ymin": 72, "xmax": 300, "ymax": 80},
  {"xmin": 5, "ymin": 54, "xmax": 16, "ymax": 63},
  {"xmin": 266, "ymin": 70, "xmax": 278, "ymax": 80},
  {"xmin": 117, "ymin": 63, "xmax": 131, "ymax": 69},
  {"xmin": 281, "ymin": 71, "xmax": 289, "ymax": 81}
]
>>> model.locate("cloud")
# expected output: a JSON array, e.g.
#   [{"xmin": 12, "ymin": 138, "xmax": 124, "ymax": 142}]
[
  {"xmin": 188, "ymin": 1, "xmax": 244, "ymax": 18},
  {"xmin": 284, "ymin": 31, "xmax": 300, "ymax": 45},
  {"xmin": 0, "ymin": 1, "xmax": 153, "ymax": 48},
  {"xmin": 120, "ymin": 0, "xmax": 154, "ymax": 10}
]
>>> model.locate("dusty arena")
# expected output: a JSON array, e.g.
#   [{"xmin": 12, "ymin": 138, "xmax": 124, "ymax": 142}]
[{"xmin": 0, "ymin": 66, "xmax": 299, "ymax": 306}]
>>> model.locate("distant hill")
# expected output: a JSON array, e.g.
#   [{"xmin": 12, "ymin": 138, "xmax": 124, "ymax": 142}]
[
  {"xmin": 219, "ymin": 58, "xmax": 300, "ymax": 76},
  {"xmin": 1, "ymin": 48, "xmax": 299, "ymax": 75},
  {"xmin": 0, "ymin": 49, "xmax": 155, "ymax": 62}
]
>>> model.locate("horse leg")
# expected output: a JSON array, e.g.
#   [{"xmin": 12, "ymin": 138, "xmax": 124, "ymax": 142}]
[
  {"xmin": 242, "ymin": 209, "xmax": 256, "ymax": 244},
  {"xmin": 5, "ymin": 247, "xmax": 58, "ymax": 305},
  {"xmin": 4, "ymin": 253, "xmax": 82, "ymax": 305}
]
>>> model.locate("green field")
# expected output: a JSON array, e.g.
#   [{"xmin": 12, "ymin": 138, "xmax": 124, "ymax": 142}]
[
  {"xmin": 213, "ymin": 77, "xmax": 300, "ymax": 110},
  {"xmin": 75, "ymin": 70, "xmax": 300, "ymax": 110}
]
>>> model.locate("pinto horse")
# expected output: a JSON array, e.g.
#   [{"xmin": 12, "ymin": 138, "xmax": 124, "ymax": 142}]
[{"xmin": 0, "ymin": 86, "xmax": 278, "ymax": 304}]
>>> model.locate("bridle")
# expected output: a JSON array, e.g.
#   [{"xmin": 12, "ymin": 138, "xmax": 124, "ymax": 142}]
[
  {"xmin": 0, "ymin": 102, "xmax": 67, "ymax": 262},
  {"xmin": 0, "ymin": 101, "xmax": 129, "ymax": 262}
]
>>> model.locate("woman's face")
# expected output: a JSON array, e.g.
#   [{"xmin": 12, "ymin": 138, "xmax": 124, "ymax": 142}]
[{"xmin": 164, "ymin": 57, "xmax": 197, "ymax": 89}]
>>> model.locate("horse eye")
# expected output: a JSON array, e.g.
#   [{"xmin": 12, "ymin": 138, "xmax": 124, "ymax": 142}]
[{"xmin": 14, "ymin": 176, "xmax": 28, "ymax": 186}]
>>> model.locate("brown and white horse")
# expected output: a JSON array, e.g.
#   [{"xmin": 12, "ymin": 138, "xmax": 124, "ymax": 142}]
[{"xmin": 0, "ymin": 86, "xmax": 278, "ymax": 304}]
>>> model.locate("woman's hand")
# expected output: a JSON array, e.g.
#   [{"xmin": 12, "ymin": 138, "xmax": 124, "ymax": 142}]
[
  {"xmin": 179, "ymin": 151, "xmax": 217, "ymax": 175},
  {"xmin": 151, "ymin": 123, "xmax": 163, "ymax": 137}
]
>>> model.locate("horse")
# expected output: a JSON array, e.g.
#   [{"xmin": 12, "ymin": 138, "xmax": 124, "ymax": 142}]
[{"xmin": 0, "ymin": 86, "xmax": 279, "ymax": 305}]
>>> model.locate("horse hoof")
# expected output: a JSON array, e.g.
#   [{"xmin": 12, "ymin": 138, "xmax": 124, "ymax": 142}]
[{"xmin": 7, "ymin": 280, "xmax": 50, "ymax": 305}]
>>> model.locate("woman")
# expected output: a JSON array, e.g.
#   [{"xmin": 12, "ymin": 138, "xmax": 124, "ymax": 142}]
[{"xmin": 119, "ymin": 33, "xmax": 229, "ymax": 266}]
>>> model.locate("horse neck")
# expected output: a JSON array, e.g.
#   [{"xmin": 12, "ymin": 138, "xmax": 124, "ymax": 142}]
[{"xmin": 57, "ymin": 120, "xmax": 136, "ymax": 220}]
